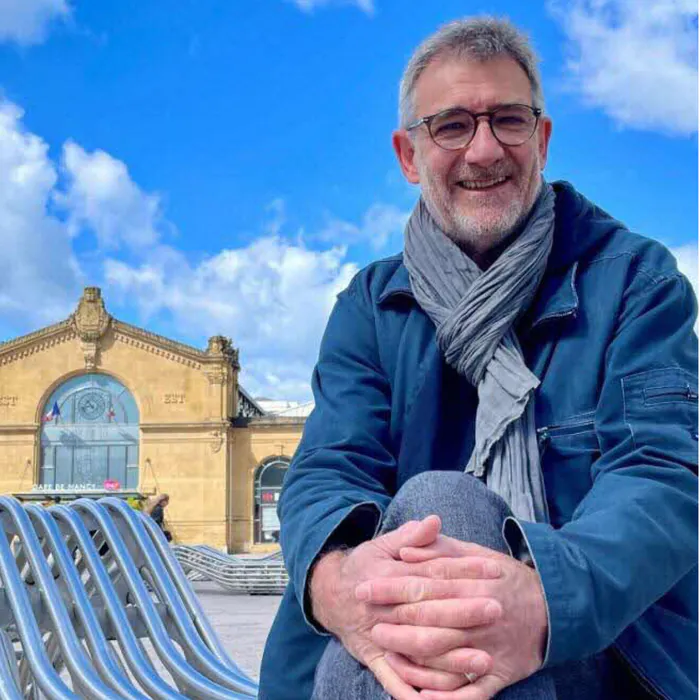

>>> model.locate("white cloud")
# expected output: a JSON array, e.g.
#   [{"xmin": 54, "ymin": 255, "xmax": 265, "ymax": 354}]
[
  {"xmin": 0, "ymin": 98, "xmax": 360, "ymax": 400},
  {"xmin": 288, "ymin": 0, "xmax": 374, "ymax": 16},
  {"xmin": 104, "ymin": 236, "xmax": 357, "ymax": 400},
  {"xmin": 551, "ymin": 0, "xmax": 698, "ymax": 135},
  {"xmin": 0, "ymin": 0, "xmax": 70, "ymax": 45},
  {"xmin": 0, "ymin": 101, "xmax": 81, "ymax": 328},
  {"xmin": 60, "ymin": 142, "xmax": 164, "ymax": 251},
  {"xmin": 319, "ymin": 202, "xmax": 410, "ymax": 251}
]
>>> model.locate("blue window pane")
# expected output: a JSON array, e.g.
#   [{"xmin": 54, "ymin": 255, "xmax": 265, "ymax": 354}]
[
  {"xmin": 109, "ymin": 446, "xmax": 127, "ymax": 486},
  {"xmin": 40, "ymin": 446, "xmax": 55, "ymax": 487},
  {"xmin": 55, "ymin": 447, "xmax": 73, "ymax": 487}
]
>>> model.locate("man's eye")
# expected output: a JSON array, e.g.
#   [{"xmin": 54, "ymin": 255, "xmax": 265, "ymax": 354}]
[
  {"xmin": 434, "ymin": 121, "xmax": 469, "ymax": 133},
  {"xmin": 494, "ymin": 115, "xmax": 529, "ymax": 128}
]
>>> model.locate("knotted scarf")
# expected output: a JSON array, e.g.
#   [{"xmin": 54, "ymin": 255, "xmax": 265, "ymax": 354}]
[{"xmin": 404, "ymin": 182, "xmax": 555, "ymax": 522}]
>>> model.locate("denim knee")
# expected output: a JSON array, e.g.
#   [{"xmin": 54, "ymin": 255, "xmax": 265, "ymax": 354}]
[{"xmin": 381, "ymin": 470, "xmax": 513, "ymax": 553}]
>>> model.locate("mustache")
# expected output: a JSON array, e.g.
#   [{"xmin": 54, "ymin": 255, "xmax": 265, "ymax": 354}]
[{"xmin": 452, "ymin": 167, "xmax": 512, "ymax": 182}]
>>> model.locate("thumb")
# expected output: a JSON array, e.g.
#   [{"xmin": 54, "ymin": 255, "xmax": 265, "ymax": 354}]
[{"xmin": 376, "ymin": 515, "xmax": 441, "ymax": 556}]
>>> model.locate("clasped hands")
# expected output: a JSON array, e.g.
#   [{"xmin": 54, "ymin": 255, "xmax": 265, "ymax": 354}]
[{"xmin": 310, "ymin": 515, "xmax": 548, "ymax": 700}]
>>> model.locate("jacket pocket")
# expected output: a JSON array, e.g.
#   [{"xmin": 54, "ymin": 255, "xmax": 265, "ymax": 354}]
[
  {"xmin": 537, "ymin": 415, "xmax": 599, "ymax": 526},
  {"xmin": 537, "ymin": 416, "xmax": 598, "ymax": 456},
  {"xmin": 623, "ymin": 368, "xmax": 698, "ymax": 459}
]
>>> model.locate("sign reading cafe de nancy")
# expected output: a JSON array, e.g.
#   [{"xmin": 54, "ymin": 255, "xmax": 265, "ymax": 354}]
[{"xmin": 0, "ymin": 287, "xmax": 306, "ymax": 552}]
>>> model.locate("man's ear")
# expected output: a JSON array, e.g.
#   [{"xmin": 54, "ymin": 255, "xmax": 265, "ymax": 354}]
[
  {"xmin": 537, "ymin": 116, "xmax": 552, "ymax": 170},
  {"xmin": 392, "ymin": 129, "xmax": 421, "ymax": 184}
]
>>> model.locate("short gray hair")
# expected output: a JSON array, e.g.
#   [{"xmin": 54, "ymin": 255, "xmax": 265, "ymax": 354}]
[{"xmin": 398, "ymin": 17, "xmax": 545, "ymax": 127}]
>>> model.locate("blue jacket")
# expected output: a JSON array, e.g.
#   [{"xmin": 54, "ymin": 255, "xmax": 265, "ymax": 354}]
[{"xmin": 260, "ymin": 182, "xmax": 698, "ymax": 700}]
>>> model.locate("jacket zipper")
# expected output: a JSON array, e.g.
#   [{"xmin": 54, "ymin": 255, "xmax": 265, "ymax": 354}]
[
  {"xmin": 536, "ymin": 418, "xmax": 596, "ymax": 452},
  {"xmin": 612, "ymin": 645, "xmax": 667, "ymax": 700},
  {"xmin": 645, "ymin": 385, "xmax": 698, "ymax": 401}
]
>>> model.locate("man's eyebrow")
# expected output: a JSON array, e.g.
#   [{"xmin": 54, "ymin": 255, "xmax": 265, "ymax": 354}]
[{"xmin": 436, "ymin": 101, "xmax": 525, "ymax": 113}]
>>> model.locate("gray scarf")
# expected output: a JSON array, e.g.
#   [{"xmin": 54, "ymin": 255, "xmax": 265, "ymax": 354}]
[{"xmin": 404, "ymin": 182, "xmax": 555, "ymax": 522}]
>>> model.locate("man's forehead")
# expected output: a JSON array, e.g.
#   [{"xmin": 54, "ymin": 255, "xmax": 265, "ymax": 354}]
[{"xmin": 412, "ymin": 54, "xmax": 533, "ymax": 114}]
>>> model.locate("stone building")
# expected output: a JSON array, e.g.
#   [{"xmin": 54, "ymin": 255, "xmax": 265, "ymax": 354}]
[{"xmin": 0, "ymin": 287, "xmax": 308, "ymax": 552}]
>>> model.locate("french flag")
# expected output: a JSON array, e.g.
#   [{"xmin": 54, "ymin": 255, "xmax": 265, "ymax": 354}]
[{"xmin": 43, "ymin": 401, "xmax": 61, "ymax": 423}]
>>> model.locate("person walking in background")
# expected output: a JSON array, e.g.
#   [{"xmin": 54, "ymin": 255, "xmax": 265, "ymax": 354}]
[{"xmin": 144, "ymin": 493, "xmax": 172, "ymax": 542}]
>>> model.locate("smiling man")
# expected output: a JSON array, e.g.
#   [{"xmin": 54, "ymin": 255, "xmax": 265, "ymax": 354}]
[{"xmin": 260, "ymin": 17, "xmax": 698, "ymax": 700}]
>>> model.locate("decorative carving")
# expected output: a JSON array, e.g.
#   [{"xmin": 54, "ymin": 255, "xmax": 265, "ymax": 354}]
[
  {"xmin": 0, "ymin": 396, "xmax": 18, "ymax": 406},
  {"xmin": 206, "ymin": 335, "xmax": 236, "ymax": 361},
  {"xmin": 72, "ymin": 287, "xmax": 111, "ymax": 343},
  {"xmin": 163, "ymin": 393, "xmax": 186, "ymax": 404},
  {"xmin": 70, "ymin": 287, "xmax": 111, "ymax": 369},
  {"xmin": 210, "ymin": 429, "xmax": 225, "ymax": 453},
  {"xmin": 204, "ymin": 368, "xmax": 227, "ymax": 385}
]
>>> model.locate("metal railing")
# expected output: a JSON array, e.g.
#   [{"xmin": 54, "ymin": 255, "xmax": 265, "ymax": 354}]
[
  {"xmin": 172, "ymin": 546, "xmax": 288, "ymax": 595},
  {"xmin": 0, "ymin": 496, "xmax": 258, "ymax": 698}
]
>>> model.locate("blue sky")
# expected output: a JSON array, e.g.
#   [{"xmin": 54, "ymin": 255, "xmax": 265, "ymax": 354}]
[{"xmin": 0, "ymin": 0, "xmax": 697, "ymax": 400}]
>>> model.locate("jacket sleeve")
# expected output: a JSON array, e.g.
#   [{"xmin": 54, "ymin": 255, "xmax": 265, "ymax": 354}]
[
  {"xmin": 278, "ymin": 277, "xmax": 395, "ymax": 631},
  {"xmin": 506, "ymin": 270, "xmax": 699, "ymax": 666}
]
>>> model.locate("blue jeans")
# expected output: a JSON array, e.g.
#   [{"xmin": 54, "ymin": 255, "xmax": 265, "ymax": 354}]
[{"xmin": 312, "ymin": 472, "xmax": 615, "ymax": 700}]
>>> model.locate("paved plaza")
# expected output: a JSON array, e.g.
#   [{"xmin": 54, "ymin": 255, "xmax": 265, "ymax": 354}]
[{"xmin": 192, "ymin": 581, "xmax": 282, "ymax": 681}]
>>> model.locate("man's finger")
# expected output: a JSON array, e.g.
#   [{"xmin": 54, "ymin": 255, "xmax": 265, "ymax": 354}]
[
  {"xmin": 420, "ymin": 673, "xmax": 505, "ymax": 699},
  {"xmin": 367, "ymin": 654, "xmax": 424, "ymax": 700},
  {"xmin": 413, "ymin": 557, "xmax": 504, "ymax": 582},
  {"xmin": 406, "ymin": 647, "xmax": 493, "ymax": 676},
  {"xmin": 356, "ymin": 565, "xmax": 501, "ymax": 604},
  {"xmin": 384, "ymin": 652, "xmax": 468, "ymax": 691},
  {"xmin": 379, "ymin": 598, "xmax": 502, "ymax": 629},
  {"xmin": 401, "ymin": 539, "xmax": 501, "ymax": 563},
  {"xmin": 377, "ymin": 515, "xmax": 443, "ymax": 557},
  {"xmin": 372, "ymin": 623, "xmax": 472, "ymax": 658}
]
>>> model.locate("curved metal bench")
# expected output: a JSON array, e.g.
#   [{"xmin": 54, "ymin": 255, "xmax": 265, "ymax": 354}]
[
  {"xmin": 173, "ymin": 545, "xmax": 288, "ymax": 595},
  {"xmin": 0, "ymin": 496, "xmax": 258, "ymax": 698}
]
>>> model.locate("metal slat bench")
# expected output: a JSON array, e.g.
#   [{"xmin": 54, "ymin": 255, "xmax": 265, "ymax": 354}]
[
  {"xmin": 0, "ymin": 496, "xmax": 258, "ymax": 699},
  {"xmin": 172, "ymin": 546, "xmax": 288, "ymax": 595}
]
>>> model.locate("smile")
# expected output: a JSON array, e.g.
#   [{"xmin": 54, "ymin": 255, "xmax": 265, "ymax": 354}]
[{"xmin": 456, "ymin": 176, "xmax": 509, "ymax": 190}]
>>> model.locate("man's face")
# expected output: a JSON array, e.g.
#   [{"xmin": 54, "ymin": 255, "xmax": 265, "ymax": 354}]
[{"xmin": 393, "ymin": 55, "xmax": 552, "ymax": 257}]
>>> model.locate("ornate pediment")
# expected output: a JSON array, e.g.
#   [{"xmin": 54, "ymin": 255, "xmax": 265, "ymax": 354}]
[{"xmin": 0, "ymin": 288, "xmax": 241, "ymax": 382}]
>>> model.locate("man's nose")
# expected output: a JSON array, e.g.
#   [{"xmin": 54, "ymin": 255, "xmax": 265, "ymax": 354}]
[{"xmin": 463, "ymin": 118, "xmax": 505, "ymax": 167}]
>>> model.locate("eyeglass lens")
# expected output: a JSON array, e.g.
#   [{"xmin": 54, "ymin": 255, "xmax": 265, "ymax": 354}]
[{"xmin": 429, "ymin": 105, "xmax": 537, "ymax": 149}]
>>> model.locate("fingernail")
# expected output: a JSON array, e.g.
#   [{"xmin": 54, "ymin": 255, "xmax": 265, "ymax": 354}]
[
  {"xmin": 355, "ymin": 582, "xmax": 371, "ymax": 600},
  {"xmin": 485, "ymin": 560, "xmax": 501, "ymax": 577},
  {"xmin": 485, "ymin": 600, "xmax": 502, "ymax": 619}
]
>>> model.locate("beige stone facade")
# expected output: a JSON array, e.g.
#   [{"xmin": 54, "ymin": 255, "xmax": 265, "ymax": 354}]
[{"xmin": 0, "ymin": 288, "xmax": 305, "ymax": 552}]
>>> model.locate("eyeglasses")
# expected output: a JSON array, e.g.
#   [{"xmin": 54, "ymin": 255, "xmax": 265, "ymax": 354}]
[{"xmin": 406, "ymin": 104, "xmax": 542, "ymax": 150}]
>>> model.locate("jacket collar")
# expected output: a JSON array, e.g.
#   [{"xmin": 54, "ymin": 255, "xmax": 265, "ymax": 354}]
[{"xmin": 377, "ymin": 181, "xmax": 623, "ymax": 330}]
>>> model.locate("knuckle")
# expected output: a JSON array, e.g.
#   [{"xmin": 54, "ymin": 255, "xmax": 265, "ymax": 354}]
[
  {"xmin": 407, "ymin": 578, "xmax": 427, "ymax": 602},
  {"xmin": 428, "ymin": 560, "xmax": 448, "ymax": 579}
]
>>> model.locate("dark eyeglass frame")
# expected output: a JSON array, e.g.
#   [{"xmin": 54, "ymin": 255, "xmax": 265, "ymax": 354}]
[{"xmin": 405, "ymin": 103, "xmax": 543, "ymax": 150}]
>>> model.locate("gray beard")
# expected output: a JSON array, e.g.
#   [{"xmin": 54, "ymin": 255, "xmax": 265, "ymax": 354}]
[{"xmin": 421, "ymin": 177, "xmax": 543, "ymax": 256}]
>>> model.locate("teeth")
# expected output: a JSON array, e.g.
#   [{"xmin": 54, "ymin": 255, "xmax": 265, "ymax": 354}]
[{"xmin": 458, "ymin": 176, "xmax": 507, "ymax": 190}]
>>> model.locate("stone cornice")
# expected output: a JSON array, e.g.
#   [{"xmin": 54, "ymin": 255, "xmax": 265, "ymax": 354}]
[
  {"xmin": 112, "ymin": 321, "xmax": 205, "ymax": 369},
  {"xmin": 0, "ymin": 424, "xmax": 40, "ymax": 434},
  {"xmin": 111, "ymin": 322, "xmax": 240, "ymax": 371},
  {"xmin": 0, "ymin": 322, "xmax": 75, "ymax": 366}
]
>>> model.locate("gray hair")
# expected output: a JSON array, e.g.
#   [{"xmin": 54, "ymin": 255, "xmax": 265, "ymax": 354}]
[{"xmin": 399, "ymin": 17, "xmax": 545, "ymax": 128}]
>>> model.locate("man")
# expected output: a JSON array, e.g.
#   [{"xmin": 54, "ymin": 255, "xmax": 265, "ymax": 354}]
[{"xmin": 260, "ymin": 17, "xmax": 698, "ymax": 700}]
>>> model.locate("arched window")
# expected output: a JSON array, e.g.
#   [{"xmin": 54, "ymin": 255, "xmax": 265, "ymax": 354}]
[
  {"xmin": 253, "ymin": 457, "xmax": 289, "ymax": 544},
  {"xmin": 40, "ymin": 374, "xmax": 139, "ymax": 490}
]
